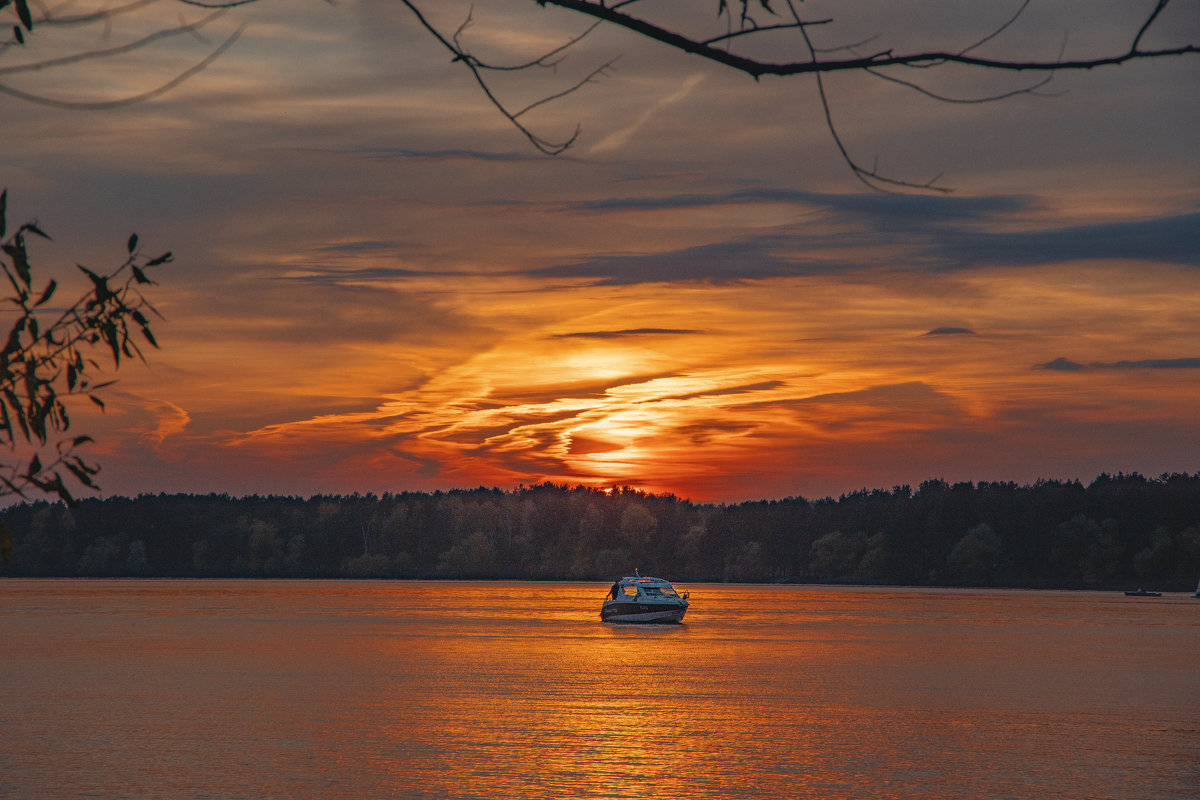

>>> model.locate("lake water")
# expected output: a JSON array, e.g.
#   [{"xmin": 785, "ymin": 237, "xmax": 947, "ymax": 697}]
[{"xmin": 1, "ymin": 580, "xmax": 1197, "ymax": 799}]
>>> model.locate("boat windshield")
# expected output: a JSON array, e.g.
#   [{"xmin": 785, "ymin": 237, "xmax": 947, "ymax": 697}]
[{"xmin": 640, "ymin": 586, "xmax": 678, "ymax": 597}]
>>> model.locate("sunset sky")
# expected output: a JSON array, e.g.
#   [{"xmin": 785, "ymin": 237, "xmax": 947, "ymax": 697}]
[{"xmin": 3, "ymin": 0, "xmax": 1198, "ymax": 503}]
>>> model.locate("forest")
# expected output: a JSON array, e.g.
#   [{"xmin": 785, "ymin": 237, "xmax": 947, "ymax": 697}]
[{"xmin": 2, "ymin": 472, "xmax": 1198, "ymax": 590}]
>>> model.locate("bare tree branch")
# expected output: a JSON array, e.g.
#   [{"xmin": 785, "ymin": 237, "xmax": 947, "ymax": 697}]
[
  {"xmin": 865, "ymin": 68, "xmax": 1058, "ymax": 105},
  {"xmin": 535, "ymin": 0, "xmax": 1197, "ymax": 77},
  {"xmin": 958, "ymin": 0, "xmax": 1033, "ymax": 58},
  {"xmin": 494, "ymin": 0, "xmax": 1193, "ymax": 190},
  {"xmin": 0, "ymin": 9, "xmax": 226, "ymax": 76},
  {"xmin": 36, "ymin": 0, "xmax": 161, "ymax": 28},
  {"xmin": 779, "ymin": 0, "xmax": 947, "ymax": 194},
  {"xmin": 0, "ymin": 22, "xmax": 242, "ymax": 109},
  {"xmin": 399, "ymin": 0, "xmax": 614, "ymax": 155},
  {"xmin": 2, "ymin": 0, "xmax": 1195, "ymax": 189}
]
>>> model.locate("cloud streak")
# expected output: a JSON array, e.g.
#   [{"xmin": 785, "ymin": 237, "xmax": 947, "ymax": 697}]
[
  {"xmin": 1037, "ymin": 357, "xmax": 1200, "ymax": 372},
  {"xmin": 588, "ymin": 73, "xmax": 706, "ymax": 154},
  {"xmin": 551, "ymin": 328, "xmax": 705, "ymax": 339},
  {"xmin": 533, "ymin": 196, "xmax": 1196, "ymax": 287}
]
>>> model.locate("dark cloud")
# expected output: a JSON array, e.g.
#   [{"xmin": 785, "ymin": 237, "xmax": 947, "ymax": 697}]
[
  {"xmin": 924, "ymin": 327, "xmax": 976, "ymax": 336},
  {"xmin": 550, "ymin": 189, "xmax": 1196, "ymax": 286},
  {"xmin": 790, "ymin": 381, "xmax": 957, "ymax": 410},
  {"xmin": 568, "ymin": 435, "xmax": 622, "ymax": 456},
  {"xmin": 534, "ymin": 237, "xmax": 851, "ymax": 285},
  {"xmin": 353, "ymin": 147, "xmax": 546, "ymax": 163},
  {"xmin": 536, "ymin": 189, "xmax": 1198, "ymax": 287},
  {"xmin": 552, "ymin": 328, "xmax": 705, "ymax": 339},
  {"xmin": 572, "ymin": 188, "xmax": 811, "ymax": 212},
  {"xmin": 731, "ymin": 381, "xmax": 967, "ymax": 435},
  {"xmin": 1036, "ymin": 358, "xmax": 1085, "ymax": 371},
  {"xmin": 314, "ymin": 241, "xmax": 409, "ymax": 255},
  {"xmin": 1036, "ymin": 356, "xmax": 1200, "ymax": 372},
  {"xmin": 676, "ymin": 420, "xmax": 759, "ymax": 445},
  {"xmin": 484, "ymin": 372, "xmax": 680, "ymax": 405},
  {"xmin": 281, "ymin": 266, "xmax": 431, "ymax": 285},
  {"xmin": 932, "ymin": 212, "xmax": 1200, "ymax": 269},
  {"xmin": 735, "ymin": 381, "xmax": 959, "ymax": 416},
  {"xmin": 571, "ymin": 188, "xmax": 1028, "ymax": 225},
  {"xmin": 437, "ymin": 409, "xmax": 584, "ymax": 445},
  {"xmin": 655, "ymin": 380, "xmax": 786, "ymax": 403},
  {"xmin": 814, "ymin": 193, "xmax": 1030, "ymax": 228},
  {"xmin": 1095, "ymin": 358, "xmax": 1200, "ymax": 370}
]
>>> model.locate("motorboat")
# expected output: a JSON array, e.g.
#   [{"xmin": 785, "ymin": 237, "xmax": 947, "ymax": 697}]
[
  {"xmin": 1124, "ymin": 588, "xmax": 1162, "ymax": 597},
  {"xmin": 601, "ymin": 573, "xmax": 689, "ymax": 623}
]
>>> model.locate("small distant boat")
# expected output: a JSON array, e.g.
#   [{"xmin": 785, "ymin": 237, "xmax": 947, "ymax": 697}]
[
  {"xmin": 601, "ymin": 573, "xmax": 689, "ymax": 624},
  {"xmin": 1194, "ymin": 578, "xmax": 1199, "ymax": 598},
  {"xmin": 1124, "ymin": 588, "xmax": 1162, "ymax": 597}
]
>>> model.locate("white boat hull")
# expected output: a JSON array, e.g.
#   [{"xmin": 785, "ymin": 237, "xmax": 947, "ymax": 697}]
[{"xmin": 600, "ymin": 603, "xmax": 687, "ymax": 624}]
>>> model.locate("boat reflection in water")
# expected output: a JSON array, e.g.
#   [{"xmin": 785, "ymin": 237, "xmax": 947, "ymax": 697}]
[{"xmin": 601, "ymin": 573, "xmax": 689, "ymax": 623}]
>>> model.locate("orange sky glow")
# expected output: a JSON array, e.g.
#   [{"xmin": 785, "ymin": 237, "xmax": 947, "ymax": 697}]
[{"xmin": 5, "ymin": 0, "xmax": 1198, "ymax": 502}]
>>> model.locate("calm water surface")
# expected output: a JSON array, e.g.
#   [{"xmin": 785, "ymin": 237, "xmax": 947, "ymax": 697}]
[{"xmin": 1, "ymin": 580, "xmax": 1197, "ymax": 799}]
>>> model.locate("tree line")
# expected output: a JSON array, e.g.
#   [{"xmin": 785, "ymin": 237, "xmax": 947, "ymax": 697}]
[{"xmin": 2, "ymin": 472, "xmax": 1199, "ymax": 590}]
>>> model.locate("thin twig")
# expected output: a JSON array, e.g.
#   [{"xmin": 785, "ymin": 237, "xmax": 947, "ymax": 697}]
[
  {"xmin": 0, "ymin": 9, "xmax": 227, "ymax": 76},
  {"xmin": 0, "ymin": 25, "xmax": 242, "ymax": 110}
]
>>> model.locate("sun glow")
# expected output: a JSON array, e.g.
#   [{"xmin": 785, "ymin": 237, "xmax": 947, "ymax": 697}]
[{"xmin": 102, "ymin": 225, "xmax": 1200, "ymax": 502}]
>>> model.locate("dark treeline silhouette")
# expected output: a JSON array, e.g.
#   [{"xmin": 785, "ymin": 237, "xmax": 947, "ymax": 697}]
[{"xmin": 3, "ymin": 473, "xmax": 1199, "ymax": 589}]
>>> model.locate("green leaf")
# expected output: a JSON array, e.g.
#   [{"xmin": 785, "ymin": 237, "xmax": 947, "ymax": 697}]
[
  {"xmin": 22, "ymin": 222, "xmax": 49, "ymax": 240},
  {"xmin": 14, "ymin": 0, "xmax": 31, "ymax": 31},
  {"xmin": 145, "ymin": 252, "xmax": 172, "ymax": 267},
  {"xmin": 34, "ymin": 279, "xmax": 56, "ymax": 306},
  {"xmin": 13, "ymin": 25, "xmax": 23, "ymax": 45},
  {"xmin": 89, "ymin": 394, "xmax": 106, "ymax": 411},
  {"xmin": 49, "ymin": 475, "xmax": 77, "ymax": 507},
  {"xmin": 4, "ymin": 388, "xmax": 30, "ymax": 441},
  {"xmin": 78, "ymin": 264, "xmax": 114, "ymax": 303},
  {"xmin": 4, "ymin": 239, "xmax": 31, "ymax": 286},
  {"xmin": 102, "ymin": 320, "xmax": 120, "ymax": 364},
  {"xmin": 4, "ymin": 318, "xmax": 26, "ymax": 355},
  {"xmin": 127, "ymin": 233, "xmax": 138, "ymax": 254},
  {"xmin": 66, "ymin": 464, "xmax": 97, "ymax": 489},
  {"xmin": 0, "ymin": 188, "xmax": 6, "ymax": 239}
]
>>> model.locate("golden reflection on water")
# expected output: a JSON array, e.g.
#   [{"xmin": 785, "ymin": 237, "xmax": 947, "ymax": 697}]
[{"xmin": 2, "ymin": 581, "xmax": 1198, "ymax": 799}]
